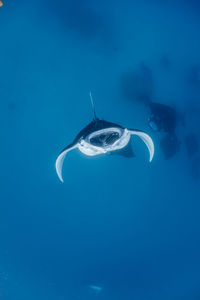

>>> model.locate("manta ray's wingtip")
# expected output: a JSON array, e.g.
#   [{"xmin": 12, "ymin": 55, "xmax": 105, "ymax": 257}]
[
  {"xmin": 148, "ymin": 137, "xmax": 155, "ymax": 162},
  {"xmin": 55, "ymin": 154, "xmax": 65, "ymax": 183},
  {"xmin": 58, "ymin": 170, "xmax": 64, "ymax": 183},
  {"xmin": 149, "ymin": 149, "xmax": 154, "ymax": 162},
  {"xmin": 55, "ymin": 144, "xmax": 77, "ymax": 183}
]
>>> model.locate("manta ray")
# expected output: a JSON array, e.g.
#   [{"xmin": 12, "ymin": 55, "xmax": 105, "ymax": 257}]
[{"xmin": 55, "ymin": 93, "xmax": 154, "ymax": 182}]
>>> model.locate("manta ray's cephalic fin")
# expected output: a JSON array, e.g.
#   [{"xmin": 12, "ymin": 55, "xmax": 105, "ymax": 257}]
[
  {"xmin": 55, "ymin": 144, "xmax": 77, "ymax": 182},
  {"xmin": 128, "ymin": 129, "xmax": 154, "ymax": 162}
]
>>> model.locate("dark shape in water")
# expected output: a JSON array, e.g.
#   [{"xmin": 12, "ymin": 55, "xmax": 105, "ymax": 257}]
[
  {"xmin": 148, "ymin": 102, "xmax": 177, "ymax": 134},
  {"xmin": 64, "ymin": 1, "xmax": 103, "ymax": 38},
  {"xmin": 47, "ymin": 0, "xmax": 114, "ymax": 46},
  {"xmin": 120, "ymin": 63, "xmax": 153, "ymax": 104},
  {"xmin": 185, "ymin": 133, "xmax": 199, "ymax": 157},
  {"xmin": 160, "ymin": 134, "xmax": 180, "ymax": 160}
]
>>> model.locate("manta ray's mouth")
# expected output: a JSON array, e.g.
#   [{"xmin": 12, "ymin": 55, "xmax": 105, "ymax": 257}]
[
  {"xmin": 78, "ymin": 128, "xmax": 131, "ymax": 156},
  {"xmin": 89, "ymin": 131, "xmax": 120, "ymax": 147},
  {"xmin": 87, "ymin": 127, "xmax": 123, "ymax": 147}
]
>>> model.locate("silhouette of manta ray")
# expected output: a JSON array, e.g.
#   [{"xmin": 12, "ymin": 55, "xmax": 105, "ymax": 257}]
[{"xmin": 55, "ymin": 93, "xmax": 154, "ymax": 182}]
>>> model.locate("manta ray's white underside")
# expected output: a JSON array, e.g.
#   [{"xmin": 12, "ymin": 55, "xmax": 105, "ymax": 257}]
[{"xmin": 55, "ymin": 128, "xmax": 154, "ymax": 182}]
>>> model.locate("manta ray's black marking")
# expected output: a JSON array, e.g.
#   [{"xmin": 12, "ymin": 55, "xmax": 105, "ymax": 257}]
[{"xmin": 55, "ymin": 95, "xmax": 154, "ymax": 182}]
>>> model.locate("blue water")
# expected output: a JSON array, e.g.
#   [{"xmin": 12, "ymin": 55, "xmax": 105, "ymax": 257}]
[{"xmin": 0, "ymin": 1, "xmax": 200, "ymax": 299}]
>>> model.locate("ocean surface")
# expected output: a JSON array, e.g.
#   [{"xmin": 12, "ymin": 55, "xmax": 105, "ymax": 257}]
[{"xmin": 0, "ymin": 0, "xmax": 200, "ymax": 299}]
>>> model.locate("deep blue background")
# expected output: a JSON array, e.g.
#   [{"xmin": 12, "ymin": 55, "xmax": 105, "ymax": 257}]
[{"xmin": 0, "ymin": 0, "xmax": 200, "ymax": 299}]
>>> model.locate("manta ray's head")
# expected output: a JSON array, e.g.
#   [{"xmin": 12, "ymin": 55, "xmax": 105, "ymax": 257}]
[{"xmin": 77, "ymin": 124, "xmax": 131, "ymax": 156}]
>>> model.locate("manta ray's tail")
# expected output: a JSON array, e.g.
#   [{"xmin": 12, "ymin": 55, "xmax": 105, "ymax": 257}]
[{"xmin": 89, "ymin": 92, "xmax": 98, "ymax": 121}]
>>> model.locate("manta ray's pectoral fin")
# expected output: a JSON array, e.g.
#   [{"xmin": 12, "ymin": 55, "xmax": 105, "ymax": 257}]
[
  {"xmin": 55, "ymin": 143, "xmax": 77, "ymax": 182},
  {"xmin": 128, "ymin": 129, "xmax": 154, "ymax": 162}
]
